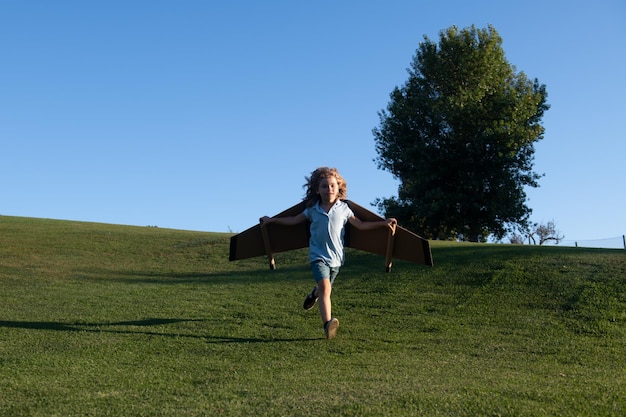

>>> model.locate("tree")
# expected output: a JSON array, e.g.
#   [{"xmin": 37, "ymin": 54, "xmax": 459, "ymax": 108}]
[
  {"xmin": 507, "ymin": 220, "xmax": 564, "ymax": 245},
  {"xmin": 373, "ymin": 25, "xmax": 549, "ymax": 242},
  {"xmin": 528, "ymin": 220, "xmax": 564, "ymax": 245}
]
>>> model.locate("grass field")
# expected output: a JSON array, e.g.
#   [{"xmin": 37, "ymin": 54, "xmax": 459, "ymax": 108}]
[{"xmin": 1, "ymin": 215, "xmax": 625, "ymax": 416}]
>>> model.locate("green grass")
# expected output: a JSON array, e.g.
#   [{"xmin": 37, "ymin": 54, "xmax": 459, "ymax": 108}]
[{"xmin": 1, "ymin": 215, "xmax": 625, "ymax": 416}]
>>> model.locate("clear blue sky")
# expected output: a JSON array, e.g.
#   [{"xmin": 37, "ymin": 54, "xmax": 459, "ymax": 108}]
[{"xmin": 2, "ymin": 1, "xmax": 625, "ymax": 245}]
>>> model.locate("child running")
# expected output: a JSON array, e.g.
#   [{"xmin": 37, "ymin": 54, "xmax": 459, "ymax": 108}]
[{"xmin": 261, "ymin": 167, "xmax": 396, "ymax": 339}]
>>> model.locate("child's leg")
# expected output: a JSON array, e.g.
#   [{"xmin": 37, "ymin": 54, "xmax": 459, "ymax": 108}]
[{"xmin": 317, "ymin": 278, "xmax": 332, "ymax": 324}]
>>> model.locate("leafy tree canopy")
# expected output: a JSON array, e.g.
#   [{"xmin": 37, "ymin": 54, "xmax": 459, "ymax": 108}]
[{"xmin": 373, "ymin": 25, "xmax": 549, "ymax": 242}]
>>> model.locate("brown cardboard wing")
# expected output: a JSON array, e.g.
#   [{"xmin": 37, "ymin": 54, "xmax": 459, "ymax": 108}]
[
  {"xmin": 344, "ymin": 201, "xmax": 433, "ymax": 268},
  {"xmin": 228, "ymin": 201, "xmax": 309, "ymax": 266},
  {"xmin": 228, "ymin": 200, "xmax": 433, "ymax": 271}
]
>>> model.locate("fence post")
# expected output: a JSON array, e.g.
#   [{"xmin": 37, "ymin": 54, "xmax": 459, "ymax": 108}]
[{"xmin": 623, "ymin": 235, "xmax": 625, "ymax": 250}]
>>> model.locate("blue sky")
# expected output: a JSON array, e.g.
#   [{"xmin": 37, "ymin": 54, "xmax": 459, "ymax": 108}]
[{"xmin": 2, "ymin": 1, "xmax": 625, "ymax": 246}]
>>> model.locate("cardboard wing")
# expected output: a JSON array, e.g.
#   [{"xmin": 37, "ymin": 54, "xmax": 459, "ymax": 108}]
[
  {"xmin": 344, "ymin": 200, "xmax": 433, "ymax": 270},
  {"xmin": 228, "ymin": 200, "xmax": 433, "ymax": 271}
]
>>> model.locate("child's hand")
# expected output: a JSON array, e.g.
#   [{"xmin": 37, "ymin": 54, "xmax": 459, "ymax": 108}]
[{"xmin": 386, "ymin": 218, "xmax": 397, "ymax": 229}]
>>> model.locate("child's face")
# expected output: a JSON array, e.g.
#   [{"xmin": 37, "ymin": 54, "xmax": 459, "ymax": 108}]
[{"xmin": 317, "ymin": 176, "xmax": 339, "ymax": 205}]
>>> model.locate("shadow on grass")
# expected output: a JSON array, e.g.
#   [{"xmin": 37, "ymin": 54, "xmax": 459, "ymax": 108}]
[
  {"xmin": 0, "ymin": 319, "xmax": 319, "ymax": 343},
  {"xmin": 71, "ymin": 263, "xmax": 311, "ymax": 286}
]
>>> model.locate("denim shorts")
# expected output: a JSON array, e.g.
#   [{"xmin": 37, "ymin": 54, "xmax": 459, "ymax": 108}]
[{"xmin": 310, "ymin": 260, "xmax": 340, "ymax": 284}]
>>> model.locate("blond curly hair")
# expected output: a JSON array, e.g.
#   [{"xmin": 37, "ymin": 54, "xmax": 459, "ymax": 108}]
[{"xmin": 303, "ymin": 167, "xmax": 347, "ymax": 207}]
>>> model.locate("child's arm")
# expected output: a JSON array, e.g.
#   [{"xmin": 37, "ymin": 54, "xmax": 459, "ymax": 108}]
[
  {"xmin": 260, "ymin": 213, "xmax": 307, "ymax": 226},
  {"xmin": 348, "ymin": 216, "xmax": 397, "ymax": 231}
]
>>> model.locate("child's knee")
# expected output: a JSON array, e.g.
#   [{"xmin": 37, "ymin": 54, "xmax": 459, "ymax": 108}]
[{"xmin": 317, "ymin": 278, "xmax": 332, "ymax": 295}]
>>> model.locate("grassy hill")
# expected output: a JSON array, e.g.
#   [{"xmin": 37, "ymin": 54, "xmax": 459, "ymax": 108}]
[{"xmin": 1, "ymin": 215, "xmax": 625, "ymax": 416}]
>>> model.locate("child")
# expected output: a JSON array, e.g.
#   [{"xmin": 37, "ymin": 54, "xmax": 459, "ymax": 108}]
[{"xmin": 261, "ymin": 167, "xmax": 396, "ymax": 339}]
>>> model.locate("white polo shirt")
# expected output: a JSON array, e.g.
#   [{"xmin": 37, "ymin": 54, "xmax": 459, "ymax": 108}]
[{"xmin": 303, "ymin": 200, "xmax": 354, "ymax": 267}]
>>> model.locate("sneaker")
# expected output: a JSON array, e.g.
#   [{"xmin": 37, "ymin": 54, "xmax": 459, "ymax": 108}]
[
  {"xmin": 303, "ymin": 287, "xmax": 318, "ymax": 310},
  {"xmin": 324, "ymin": 318, "xmax": 339, "ymax": 339}
]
